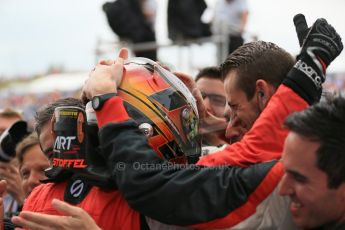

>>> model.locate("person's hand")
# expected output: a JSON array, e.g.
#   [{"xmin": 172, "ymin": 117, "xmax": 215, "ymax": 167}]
[
  {"xmin": 168, "ymin": 71, "xmax": 228, "ymax": 145},
  {"xmin": 173, "ymin": 72, "xmax": 197, "ymax": 94},
  {"xmin": 299, "ymin": 16, "xmax": 342, "ymax": 69},
  {"xmin": 11, "ymin": 199, "xmax": 101, "ymax": 230},
  {"xmin": 192, "ymin": 89, "xmax": 228, "ymax": 145},
  {"xmin": 81, "ymin": 48, "xmax": 129, "ymax": 104},
  {"xmin": 284, "ymin": 14, "xmax": 343, "ymax": 104},
  {"xmin": 294, "ymin": 14, "xmax": 343, "ymax": 85},
  {"xmin": 0, "ymin": 180, "xmax": 6, "ymax": 198},
  {"xmin": 0, "ymin": 162, "xmax": 25, "ymax": 205}
]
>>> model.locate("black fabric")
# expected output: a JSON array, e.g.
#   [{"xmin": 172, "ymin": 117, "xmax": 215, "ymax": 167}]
[
  {"xmin": 140, "ymin": 214, "xmax": 150, "ymax": 230},
  {"xmin": 228, "ymin": 35, "xmax": 244, "ymax": 54},
  {"xmin": 103, "ymin": 0, "xmax": 156, "ymax": 60},
  {"xmin": 167, "ymin": 0, "xmax": 211, "ymax": 41},
  {"xmin": 64, "ymin": 176, "xmax": 92, "ymax": 205},
  {"xmin": 99, "ymin": 120, "xmax": 278, "ymax": 225},
  {"xmin": 103, "ymin": 0, "xmax": 153, "ymax": 42}
]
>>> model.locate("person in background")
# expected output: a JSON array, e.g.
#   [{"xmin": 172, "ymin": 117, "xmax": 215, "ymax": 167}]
[
  {"xmin": 15, "ymin": 132, "xmax": 49, "ymax": 197},
  {"xmin": 195, "ymin": 67, "xmax": 226, "ymax": 119},
  {"xmin": 194, "ymin": 66, "xmax": 227, "ymax": 149},
  {"xmin": 0, "ymin": 109, "xmax": 25, "ymax": 218},
  {"xmin": 135, "ymin": 0, "xmax": 157, "ymax": 60},
  {"xmin": 167, "ymin": 0, "xmax": 210, "ymax": 41},
  {"xmin": 212, "ymin": 0, "xmax": 249, "ymax": 54},
  {"xmin": 103, "ymin": 0, "xmax": 157, "ymax": 60},
  {"xmin": 0, "ymin": 132, "xmax": 49, "ymax": 230}
]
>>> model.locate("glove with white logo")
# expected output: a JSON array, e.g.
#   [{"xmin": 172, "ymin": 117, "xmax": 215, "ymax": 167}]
[{"xmin": 283, "ymin": 14, "xmax": 343, "ymax": 104}]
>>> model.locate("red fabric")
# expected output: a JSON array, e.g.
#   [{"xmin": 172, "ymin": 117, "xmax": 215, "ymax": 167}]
[
  {"xmin": 23, "ymin": 183, "xmax": 141, "ymax": 230},
  {"xmin": 96, "ymin": 96, "xmax": 130, "ymax": 128},
  {"xmin": 197, "ymin": 85, "xmax": 308, "ymax": 167}
]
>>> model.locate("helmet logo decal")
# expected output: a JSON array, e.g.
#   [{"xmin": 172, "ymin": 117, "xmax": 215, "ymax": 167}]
[
  {"xmin": 54, "ymin": 136, "xmax": 76, "ymax": 151},
  {"xmin": 70, "ymin": 179, "xmax": 84, "ymax": 198},
  {"xmin": 52, "ymin": 158, "xmax": 87, "ymax": 168}
]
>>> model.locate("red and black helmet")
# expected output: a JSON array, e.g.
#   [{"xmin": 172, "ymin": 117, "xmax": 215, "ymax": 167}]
[{"xmin": 120, "ymin": 58, "xmax": 201, "ymax": 164}]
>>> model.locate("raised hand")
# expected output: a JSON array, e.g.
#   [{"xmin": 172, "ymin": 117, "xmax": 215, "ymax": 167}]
[
  {"xmin": 12, "ymin": 199, "xmax": 101, "ymax": 230},
  {"xmin": 294, "ymin": 14, "xmax": 343, "ymax": 85},
  {"xmin": 284, "ymin": 14, "xmax": 343, "ymax": 104}
]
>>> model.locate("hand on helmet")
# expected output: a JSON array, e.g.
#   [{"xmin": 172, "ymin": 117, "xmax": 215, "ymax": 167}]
[
  {"xmin": 194, "ymin": 87, "xmax": 227, "ymax": 145},
  {"xmin": 173, "ymin": 71, "xmax": 197, "ymax": 94},
  {"xmin": 81, "ymin": 48, "xmax": 129, "ymax": 104}
]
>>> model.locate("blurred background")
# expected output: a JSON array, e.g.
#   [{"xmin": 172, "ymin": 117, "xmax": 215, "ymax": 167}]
[{"xmin": 1, "ymin": 0, "xmax": 344, "ymax": 125}]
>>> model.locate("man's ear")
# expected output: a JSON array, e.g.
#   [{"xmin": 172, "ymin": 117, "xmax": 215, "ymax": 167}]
[{"xmin": 255, "ymin": 80, "xmax": 270, "ymax": 111}]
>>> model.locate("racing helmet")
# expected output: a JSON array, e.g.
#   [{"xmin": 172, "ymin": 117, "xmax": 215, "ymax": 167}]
[{"xmin": 120, "ymin": 58, "xmax": 201, "ymax": 163}]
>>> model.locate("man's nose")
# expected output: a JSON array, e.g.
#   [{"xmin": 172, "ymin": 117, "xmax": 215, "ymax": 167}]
[
  {"xmin": 225, "ymin": 116, "xmax": 239, "ymax": 138},
  {"xmin": 223, "ymin": 104, "xmax": 232, "ymax": 122}
]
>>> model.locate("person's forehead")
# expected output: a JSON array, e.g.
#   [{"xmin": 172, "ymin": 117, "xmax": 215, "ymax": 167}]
[
  {"xmin": 196, "ymin": 78, "xmax": 225, "ymax": 93},
  {"xmin": 224, "ymin": 72, "xmax": 246, "ymax": 101},
  {"xmin": 282, "ymin": 132, "xmax": 320, "ymax": 172},
  {"xmin": 224, "ymin": 71, "xmax": 239, "ymax": 91},
  {"xmin": 196, "ymin": 76, "xmax": 222, "ymax": 84},
  {"xmin": 22, "ymin": 145, "xmax": 45, "ymax": 164}
]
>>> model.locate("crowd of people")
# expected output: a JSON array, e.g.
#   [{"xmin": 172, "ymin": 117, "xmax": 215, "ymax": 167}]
[
  {"xmin": 0, "ymin": 12, "xmax": 344, "ymax": 230},
  {"xmin": 103, "ymin": 0, "xmax": 249, "ymax": 60}
]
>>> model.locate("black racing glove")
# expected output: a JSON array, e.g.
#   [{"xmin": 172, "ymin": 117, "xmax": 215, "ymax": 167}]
[{"xmin": 283, "ymin": 14, "xmax": 343, "ymax": 104}]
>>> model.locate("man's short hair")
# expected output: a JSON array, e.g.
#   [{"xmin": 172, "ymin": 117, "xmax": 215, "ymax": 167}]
[
  {"xmin": 284, "ymin": 95, "xmax": 345, "ymax": 188},
  {"xmin": 34, "ymin": 97, "xmax": 84, "ymax": 136},
  {"xmin": 195, "ymin": 66, "xmax": 222, "ymax": 82},
  {"xmin": 220, "ymin": 41, "xmax": 295, "ymax": 99}
]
